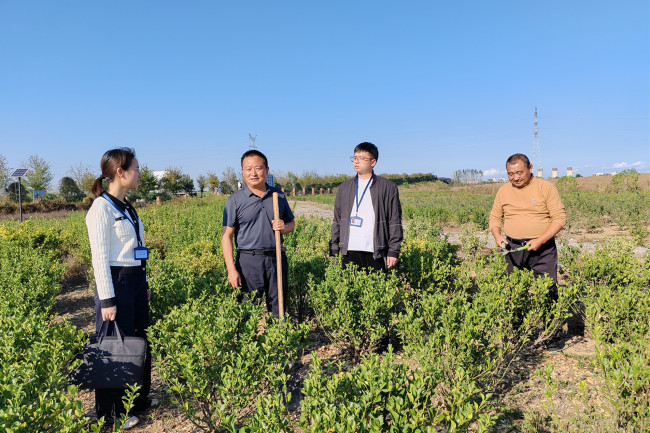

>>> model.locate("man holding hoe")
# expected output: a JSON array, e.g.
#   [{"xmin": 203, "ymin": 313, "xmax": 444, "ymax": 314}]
[{"xmin": 221, "ymin": 150, "xmax": 294, "ymax": 318}]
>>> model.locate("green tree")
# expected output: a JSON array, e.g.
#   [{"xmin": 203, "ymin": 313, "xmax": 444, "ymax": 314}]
[
  {"xmin": 160, "ymin": 166, "xmax": 183, "ymax": 195},
  {"xmin": 206, "ymin": 172, "xmax": 219, "ymax": 194},
  {"xmin": 67, "ymin": 163, "xmax": 92, "ymax": 190},
  {"xmin": 137, "ymin": 165, "xmax": 160, "ymax": 199},
  {"xmin": 196, "ymin": 174, "xmax": 207, "ymax": 197},
  {"xmin": 220, "ymin": 167, "xmax": 238, "ymax": 194},
  {"xmin": 286, "ymin": 171, "xmax": 301, "ymax": 191},
  {"xmin": 59, "ymin": 176, "xmax": 84, "ymax": 202},
  {"xmin": 452, "ymin": 168, "xmax": 483, "ymax": 185},
  {"xmin": 24, "ymin": 154, "xmax": 54, "ymax": 192},
  {"xmin": 67, "ymin": 162, "xmax": 96, "ymax": 198},
  {"xmin": 0, "ymin": 154, "xmax": 9, "ymax": 189},
  {"xmin": 299, "ymin": 170, "xmax": 320, "ymax": 189},
  {"xmin": 81, "ymin": 172, "xmax": 96, "ymax": 197},
  {"xmin": 179, "ymin": 174, "xmax": 195, "ymax": 196},
  {"xmin": 8, "ymin": 180, "xmax": 30, "ymax": 203}
]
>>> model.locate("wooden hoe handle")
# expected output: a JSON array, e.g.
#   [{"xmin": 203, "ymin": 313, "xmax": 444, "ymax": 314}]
[{"xmin": 272, "ymin": 193, "xmax": 284, "ymax": 318}]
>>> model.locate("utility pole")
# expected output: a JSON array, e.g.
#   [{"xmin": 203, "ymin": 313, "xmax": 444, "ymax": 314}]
[{"xmin": 531, "ymin": 107, "xmax": 542, "ymax": 177}]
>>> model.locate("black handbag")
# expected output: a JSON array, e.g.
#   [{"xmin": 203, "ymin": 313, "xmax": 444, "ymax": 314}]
[{"xmin": 72, "ymin": 321, "xmax": 147, "ymax": 389}]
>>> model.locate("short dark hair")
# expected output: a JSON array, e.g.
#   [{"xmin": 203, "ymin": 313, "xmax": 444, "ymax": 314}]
[
  {"xmin": 354, "ymin": 142, "xmax": 378, "ymax": 161},
  {"xmin": 241, "ymin": 150, "xmax": 268, "ymax": 168},
  {"xmin": 506, "ymin": 153, "xmax": 531, "ymax": 167}
]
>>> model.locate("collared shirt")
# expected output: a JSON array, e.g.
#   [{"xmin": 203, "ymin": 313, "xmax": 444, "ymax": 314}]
[
  {"xmin": 104, "ymin": 192, "xmax": 140, "ymax": 241},
  {"xmin": 222, "ymin": 184, "xmax": 294, "ymax": 250}
]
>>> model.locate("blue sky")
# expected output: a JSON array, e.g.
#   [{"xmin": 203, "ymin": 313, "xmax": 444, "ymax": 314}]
[{"xmin": 1, "ymin": 1, "xmax": 648, "ymax": 186}]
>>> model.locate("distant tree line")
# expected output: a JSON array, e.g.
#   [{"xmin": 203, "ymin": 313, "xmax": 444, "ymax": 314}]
[
  {"xmin": 0, "ymin": 153, "xmax": 442, "ymax": 205},
  {"xmin": 9, "ymin": 151, "xmax": 641, "ymax": 210},
  {"xmin": 273, "ymin": 171, "xmax": 438, "ymax": 191},
  {"xmin": 452, "ymin": 169, "xmax": 483, "ymax": 185},
  {"xmin": 0, "ymin": 152, "xmax": 253, "ymax": 205}
]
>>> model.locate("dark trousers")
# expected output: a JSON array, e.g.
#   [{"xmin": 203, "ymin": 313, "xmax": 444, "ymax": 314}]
[
  {"xmin": 94, "ymin": 266, "xmax": 151, "ymax": 421},
  {"xmin": 236, "ymin": 251, "xmax": 288, "ymax": 318},
  {"xmin": 342, "ymin": 250, "xmax": 387, "ymax": 273},
  {"xmin": 505, "ymin": 236, "xmax": 558, "ymax": 301}
]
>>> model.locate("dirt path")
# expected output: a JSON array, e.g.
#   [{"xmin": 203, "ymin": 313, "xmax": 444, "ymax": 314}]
[{"xmin": 290, "ymin": 200, "xmax": 334, "ymax": 220}]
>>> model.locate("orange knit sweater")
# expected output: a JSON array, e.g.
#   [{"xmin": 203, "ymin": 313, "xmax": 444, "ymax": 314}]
[{"xmin": 488, "ymin": 177, "xmax": 566, "ymax": 239}]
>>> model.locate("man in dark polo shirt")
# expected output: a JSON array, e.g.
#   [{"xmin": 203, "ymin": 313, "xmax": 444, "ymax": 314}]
[{"xmin": 221, "ymin": 150, "xmax": 295, "ymax": 318}]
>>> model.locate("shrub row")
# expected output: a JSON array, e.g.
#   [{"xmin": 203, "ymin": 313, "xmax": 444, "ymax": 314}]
[
  {"xmin": 0, "ymin": 227, "xmax": 89, "ymax": 432},
  {"xmin": 561, "ymin": 239, "xmax": 649, "ymax": 430},
  {"xmin": 1, "ymin": 194, "xmax": 647, "ymax": 432}
]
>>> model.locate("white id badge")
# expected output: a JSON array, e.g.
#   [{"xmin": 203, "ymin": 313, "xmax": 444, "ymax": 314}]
[
  {"xmin": 350, "ymin": 216, "xmax": 363, "ymax": 227},
  {"xmin": 134, "ymin": 246, "xmax": 149, "ymax": 260}
]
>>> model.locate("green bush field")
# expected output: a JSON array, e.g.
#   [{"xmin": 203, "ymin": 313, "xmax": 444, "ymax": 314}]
[{"xmin": 0, "ymin": 185, "xmax": 648, "ymax": 432}]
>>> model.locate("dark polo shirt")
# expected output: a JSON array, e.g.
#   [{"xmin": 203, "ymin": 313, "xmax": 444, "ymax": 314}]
[{"xmin": 222, "ymin": 185, "xmax": 294, "ymax": 250}]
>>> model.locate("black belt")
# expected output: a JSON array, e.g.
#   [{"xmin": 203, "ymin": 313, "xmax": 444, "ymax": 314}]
[
  {"xmin": 238, "ymin": 247, "xmax": 286, "ymax": 256},
  {"xmin": 506, "ymin": 236, "xmax": 531, "ymax": 245}
]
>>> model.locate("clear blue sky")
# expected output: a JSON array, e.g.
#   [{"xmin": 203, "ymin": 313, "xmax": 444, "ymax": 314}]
[{"xmin": 1, "ymin": 1, "xmax": 648, "ymax": 186}]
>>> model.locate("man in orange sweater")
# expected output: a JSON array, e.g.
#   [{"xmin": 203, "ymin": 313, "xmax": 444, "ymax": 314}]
[{"xmin": 489, "ymin": 153, "xmax": 566, "ymax": 300}]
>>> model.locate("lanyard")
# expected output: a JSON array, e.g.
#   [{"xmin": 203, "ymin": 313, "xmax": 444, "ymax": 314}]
[
  {"xmin": 102, "ymin": 193, "xmax": 143, "ymax": 247},
  {"xmin": 354, "ymin": 176, "xmax": 372, "ymax": 214}
]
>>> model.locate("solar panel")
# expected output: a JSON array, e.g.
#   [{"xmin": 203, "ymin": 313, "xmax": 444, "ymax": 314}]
[{"xmin": 11, "ymin": 169, "xmax": 28, "ymax": 177}]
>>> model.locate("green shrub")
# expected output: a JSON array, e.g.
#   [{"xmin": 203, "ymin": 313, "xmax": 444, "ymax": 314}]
[
  {"xmin": 284, "ymin": 216, "xmax": 330, "ymax": 322},
  {"xmin": 397, "ymin": 257, "xmax": 574, "ymax": 432},
  {"xmin": 398, "ymin": 220, "xmax": 459, "ymax": 293},
  {"xmin": 561, "ymin": 238, "xmax": 650, "ymax": 429},
  {"xmin": 610, "ymin": 169, "xmax": 640, "ymax": 192},
  {"xmin": 0, "ymin": 244, "xmax": 64, "ymax": 316},
  {"xmin": 555, "ymin": 176, "xmax": 579, "ymax": 194},
  {"xmin": 308, "ymin": 263, "xmax": 404, "ymax": 361},
  {"xmin": 0, "ymin": 313, "xmax": 88, "ymax": 432},
  {"xmin": 149, "ymin": 292, "xmax": 308, "ymax": 432},
  {"xmin": 287, "ymin": 253, "xmax": 326, "ymax": 322},
  {"xmin": 147, "ymin": 244, "xmax": 228, "ymax": 323},
  {"xmin": 300, "ymin": 349, "xmax": 443, "ymax": 432},
  {"xmin": 458, "ymin": 222, "xmax": 488, "ymax": 259}
]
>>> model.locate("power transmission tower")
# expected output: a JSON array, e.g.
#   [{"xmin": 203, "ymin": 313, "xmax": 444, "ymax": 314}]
[
  {"xmin": 531, "ymin": 107, "xmax": 542, "ymax": 176},
  {"xmin": 248, "ymin": 133, "xmax": 257, "ymax": 150}
]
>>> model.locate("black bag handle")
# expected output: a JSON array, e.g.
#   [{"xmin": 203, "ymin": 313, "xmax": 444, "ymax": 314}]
[{"xmin": 97, "ymin": 320, "xmax": 126, "ymax": 344}]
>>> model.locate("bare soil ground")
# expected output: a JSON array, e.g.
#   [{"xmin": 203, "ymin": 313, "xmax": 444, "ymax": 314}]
[{"xmin": 447, "ymin": 172, "xmax": 650, "ymax": 194}]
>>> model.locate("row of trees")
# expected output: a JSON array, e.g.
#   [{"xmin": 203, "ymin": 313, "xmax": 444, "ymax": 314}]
[
  {"xmin": 1, "ymin": 152, "xmax": 440, "ymax": 204},
  {"xmin": 272, "ymin": 171, "xmax": 438, "ymax": 191},
  {"xmin": 452, "ymin": 168, "xmax": 483, "ymax": 185},
  {"xmin": 0, "ymin": 152, "xmax": 250, "ymax": 203}
]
